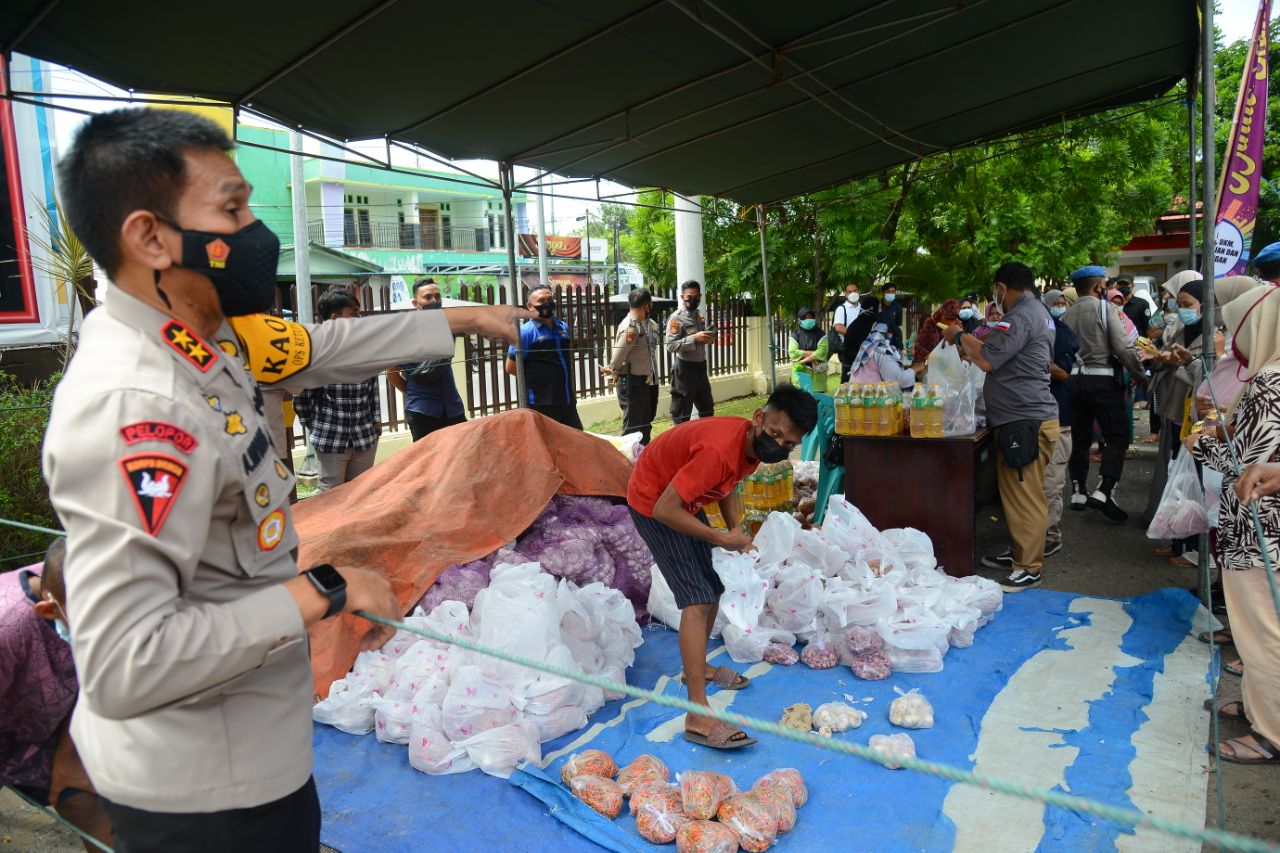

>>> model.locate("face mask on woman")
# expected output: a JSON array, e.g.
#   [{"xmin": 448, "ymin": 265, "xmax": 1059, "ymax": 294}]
[
  {"xmin": 1177, "ymin": 307, "xmax": 1201, "ymax": 325},
  {"xmin": 799, "ymin": 318, "xmax": 816, "ymax": 330},
  {"xmin": 1050, "ymin": 306, "xmax": 1067, "ymax": 319},
  {"xmin": 958, "ymin": 308, "xmax": 974, "ymax": 321}
]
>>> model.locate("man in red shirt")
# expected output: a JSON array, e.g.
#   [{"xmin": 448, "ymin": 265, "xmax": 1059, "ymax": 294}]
[{"xmin": 627, "ymin": 384, "xmax": 816, "ymax": 748}]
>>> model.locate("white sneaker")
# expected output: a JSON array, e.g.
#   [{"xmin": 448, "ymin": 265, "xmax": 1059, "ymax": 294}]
[{"xmin": 1070, "ymin": 490, "xmax": 1088, "ymax": 510}]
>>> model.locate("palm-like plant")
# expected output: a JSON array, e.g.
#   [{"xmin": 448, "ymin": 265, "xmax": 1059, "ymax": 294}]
[{"xmin": 24, "ymin": 197, "xmax": 95, "ymax": 368}]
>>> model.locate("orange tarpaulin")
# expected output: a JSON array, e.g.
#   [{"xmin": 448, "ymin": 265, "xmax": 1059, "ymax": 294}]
[{"xmin": 295, "ymin": 409, "xmax": 633, "ymax": 698}]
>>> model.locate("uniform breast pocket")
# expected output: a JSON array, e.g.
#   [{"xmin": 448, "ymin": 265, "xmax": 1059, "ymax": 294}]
[{"xmin": 229, "ymin": 467, "xmax": 299, "ymax": 577}]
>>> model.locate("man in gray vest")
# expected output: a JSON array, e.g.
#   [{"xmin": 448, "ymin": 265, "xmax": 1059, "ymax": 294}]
[
  {"xmin": 1061, "ymin": 265, "xmax": 1146, "ymax": 521},
  {"xmin": 665, "ymin": 280, "xmax": 716, "ymax": 424}
]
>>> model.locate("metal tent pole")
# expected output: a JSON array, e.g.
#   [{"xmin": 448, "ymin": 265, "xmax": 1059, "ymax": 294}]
[
  {"xmin": 290, "ymin": 130, "xmax": 313, "ymax": 323},
  {"xmin": 501, "ymin": 162, "xmax": 527, "ymax": 407},
  {"xmin": 757, "ymin": 205, "xmax": 777, "ymax": 391},
  {"xmin": 1187, "ymin": 92, "xmax": 1197, "ymax": 275},
  {"xmin": 535, "ymin": 174, "xmax": 549, "ymax": 286},
  {"xmin": 1197, "ymin": 0, "xmax": 1217, "ymax": 608}
]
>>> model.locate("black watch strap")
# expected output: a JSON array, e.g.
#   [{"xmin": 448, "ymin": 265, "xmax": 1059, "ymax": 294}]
[{"xmin": 305, "ymin": 563, "xmax": 347, "ymax": 619}]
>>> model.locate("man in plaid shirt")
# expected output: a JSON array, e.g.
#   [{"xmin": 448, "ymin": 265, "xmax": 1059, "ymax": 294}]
[{"xmin": 294, "ymin": 290, "xmax": 382, "ymax": 491}]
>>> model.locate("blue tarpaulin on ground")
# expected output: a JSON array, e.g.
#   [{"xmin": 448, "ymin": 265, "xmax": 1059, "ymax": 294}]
[{"xmin": 314, "ymin": 587, "xmax": 1208, "ymax": 853}]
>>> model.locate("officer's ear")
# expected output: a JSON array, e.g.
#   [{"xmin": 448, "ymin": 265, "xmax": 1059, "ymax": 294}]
[{"xmin": 120, "ymin": 210, "xmax": 178, "ymax": 276}]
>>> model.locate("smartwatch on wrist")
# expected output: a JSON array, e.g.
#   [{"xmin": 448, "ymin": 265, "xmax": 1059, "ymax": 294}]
[{"xmin": 304, "ymin": 563, "xmax": 347, "ymax": 619}]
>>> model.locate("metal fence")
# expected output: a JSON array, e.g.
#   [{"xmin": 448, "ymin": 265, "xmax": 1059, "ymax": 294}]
[
  {"xmin": 306, "ymin": 220, "xmax": 490, "ymax": 252},
  {"xmin": 276, "ymin": 282, "xmax": 751, "ymax": 444}
]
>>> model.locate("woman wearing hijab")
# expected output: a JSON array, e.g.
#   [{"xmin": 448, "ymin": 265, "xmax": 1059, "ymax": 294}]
[
  {"xmin": 973, "ymin": 301, "xmax": 1004, "ymax": 340},
  {"xmin": 911, "ymin": 298, "xmax": 961, "ymax": 367},
  {"xmin": 1189, "ymin": 283, "xmax": 1280, "ymax": 765},
  {"xmin": 845, "ymin": 310, "xmax": 921, "ymax": 390},
  {"xmin": 789, "ymin": 306, "xmax": 831, "ymax": 393},
  {"xmin": 1147, "ymin": 279, "xmax": 1209, "ymax": 566}
]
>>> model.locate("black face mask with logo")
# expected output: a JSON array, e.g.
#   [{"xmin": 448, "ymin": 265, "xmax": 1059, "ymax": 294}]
[
  {"xmin": 161, "ymin": 218, "xmax": 282, "ymax": 316},
  {"xmin": 684, "ymin": 296, "xmax": 701, "ymax": 311},
  {"xmin": 753, "ymin": 427, "xmax": 790, "ymax": 463},
  {"xmin": 536, "ymin": 301, "xmax": 556, "ymax": 319}
]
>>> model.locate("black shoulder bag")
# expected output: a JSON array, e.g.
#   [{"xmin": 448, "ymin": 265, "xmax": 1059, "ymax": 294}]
[{"xmin": 996, "ymin": 419, "xmax": 1041, "ymax": 481}]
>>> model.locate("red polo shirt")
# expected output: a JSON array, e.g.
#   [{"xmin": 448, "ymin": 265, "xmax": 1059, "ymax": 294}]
[{"xmin": 627, "ymin": 417, "xmax": 759, "ymax": 517}]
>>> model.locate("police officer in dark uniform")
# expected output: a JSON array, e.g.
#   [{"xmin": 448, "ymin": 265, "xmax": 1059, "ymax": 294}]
[
  {"xmin": 665, "ymin": 280, "xmax": 715, "ymax": 424},
  {"xmin": 505, "ymin": 285, "xmax": 583, "ymax": 429}
]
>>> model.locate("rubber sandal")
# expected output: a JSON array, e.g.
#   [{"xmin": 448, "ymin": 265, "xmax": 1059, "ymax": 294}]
[
  {"xmin": 1204, "ymin": 698, "xmax": 1249, "ymax": 724},
  {"xmin": 1224, "ymin": 660, "xmax": 1244, "ymax": 677},
  {"xmin": 1153, "ymin": 546, "xmax": 1175, "ymax": 557},
  {"xmin": 1170, "ymin": 555, "xmax": 1197, "ymax": 568},
  {"xmin": 1218, "ymin": 732, "xmax": 1280, "ymax": 765},
  {"xmin": 678, "ymin": 666, "xmax": 750, "ymax": 690},
  {"xmin": 1198, "ymin": 630, "xmax": 1233, "ymax": 645},
  {"xmin": 684, "ymin": 721, "xmax": 757, "ymax": 750}
]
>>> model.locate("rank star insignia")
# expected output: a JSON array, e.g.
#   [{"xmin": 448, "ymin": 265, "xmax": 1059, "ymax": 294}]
[
  {"xmin": 161, "ymin": 321, "xmax": 216, "ymax": 372},
  {"xmin": 224, "ymin": 412, "xmax": 247, "ymax": 435}
]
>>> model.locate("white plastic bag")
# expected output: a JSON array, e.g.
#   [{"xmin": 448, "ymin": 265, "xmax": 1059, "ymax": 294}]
[
  {"xmin": 869, "ymin": 732, "xmax": 917, "ymax": 769},
  {"xmin": 928, "ymin": 343, "xmax": 977, "ymax": 436},
  {"xmin": 820, "ymin": 580, "xmax": 897, "ymax": 631},
  {"xmin": 441, "ymin": 665, "xmax": 520, "ymax": 740},
  {"xmin": 1147, "ymin": 452, "xmax": 1210, "ymax": 540},
  {"xmin": 366, "ymin": 695, "xmax": 415, "ymax": 744},
  {"xmin": 456, "ymin": 721, "xmax": 541, "ymax": 778},
  {"xmin": 813, "ymin": 702, "xmax": 866, "ymax": 732},
  {"xmin": 712, "ymin": 549, "xmax": 769, "ymax": 631},
  {"xmin": 877, "ymin": 607, "xmax": 950, "ymax": 673},
  {"xmin": 889, "ymin": 687, "xmax": 935, "ymax": 729},
  {"xmin": 525, "ymin": 705, "xmax": 589, "ymax": 742},
  {"xmin": 408, "ymin": 703, "xmax": 474, "ymax": 775},
  {"xmin": 647, "ymin": 566, "xmax": 682, "ymax": 631},
  {"xmin": 723, "ymin": 623, "xmax": 797, "ymax": 664},
  {"xmin": 754, "ymin": 512, "xmax": 800, "ymax": 567},
  {"xmin": 767, "ymin": 565, "xmax": 825, "ymax": 633},
  {"xmin": 312, "ymin": 676, "xmax": 379, "ymax": 734}
]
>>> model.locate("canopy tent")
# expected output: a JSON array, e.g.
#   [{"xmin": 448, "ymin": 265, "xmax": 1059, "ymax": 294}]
[
  {"xmin": 2, "ymin": 1, "xmax": 1197, "ymax": 205},
  {"xmin": 0, "ymin": 0, "xmax": 1208, "ymax": 393}
]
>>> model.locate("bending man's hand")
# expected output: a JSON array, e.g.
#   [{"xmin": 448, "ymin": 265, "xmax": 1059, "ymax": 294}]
[{"xmin": 444, "ymin": 306, "xmax": 534, "ymax": 345}]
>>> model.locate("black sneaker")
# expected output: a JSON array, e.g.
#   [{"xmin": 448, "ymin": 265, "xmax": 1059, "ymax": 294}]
[
  {"xmin": 1086, "ymin": 490, "xmax": 1129, "ymax": 522},
  {"xmin": 981, "ymin": 549, "xmax": 1014, "ymax": 569},
  {"xmin": 1000, "ymin": 570, "xmax": 1042, "ymax": 592},
  {"xmin": 1044, "ymin": 540, "xmax": 1063, "ymax": 557}
]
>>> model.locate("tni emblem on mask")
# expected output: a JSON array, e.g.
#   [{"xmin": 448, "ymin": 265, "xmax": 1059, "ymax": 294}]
[{"xmin": 205, "ymin": 238, "xmax": 231, "ymax": 270}]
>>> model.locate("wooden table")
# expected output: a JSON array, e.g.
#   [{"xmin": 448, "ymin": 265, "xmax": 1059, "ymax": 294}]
[{"xmin": 842, "ymin": 430, "xmax": 996, "ymax": 577}]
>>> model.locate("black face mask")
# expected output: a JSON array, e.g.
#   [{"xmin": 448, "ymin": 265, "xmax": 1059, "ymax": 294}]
[
  {"xmin": 421, "ymin": 300, "xmax": 442, "ymax": 310},
  {"xmin": 163, "ymin": 218, "xmax": 281, "ymax": 316},
  {"xmin": 684, "ymin": 296, "xmax": 701, "ymax": 310},
  {"xmin": 753, "ymin": 427, "xmax": 790, "ymax": 463},
  {"xmin": 536, "ymin": 301, "xmax": 556, "ymax": 319}
]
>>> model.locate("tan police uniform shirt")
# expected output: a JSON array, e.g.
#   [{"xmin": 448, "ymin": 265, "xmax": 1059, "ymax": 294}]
[
  {"xmin": 1062, "ymin": 294, "xmax": 1144, "ymax": 377},
  {"xmin": 42, "ymin": 287, "xmax": 455, "ymax": 812},
  {"xmin": 664, "ymin": 306, "xmax": 707, "ymax": 363},
  {"xmin": 609, "ymin": 315, "xmax": 660, "ymax": 384}
]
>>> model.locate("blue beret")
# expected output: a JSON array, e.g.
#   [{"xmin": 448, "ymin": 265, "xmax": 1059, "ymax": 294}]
[
  {"xmin": 1253, "ymin": 241, "xmax": 1280, "ymax": 266},
  {"xmin": 1070, "ymin": 265, "xmax": 1106, "ymax": 281}
]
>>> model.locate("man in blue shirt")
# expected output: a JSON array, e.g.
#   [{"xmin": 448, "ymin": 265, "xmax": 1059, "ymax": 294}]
[
  {"xmin": 388, "ymin": 281, "xmax": 467, "ymax": 440},
  {"xmin": 505, "ymin": 285, "xmax": 583, "ymax": 429}
]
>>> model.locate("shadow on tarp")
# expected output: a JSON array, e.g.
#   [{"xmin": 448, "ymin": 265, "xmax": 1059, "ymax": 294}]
[{"xmin": 314, "ymin": 588, "xmax": 1206, "ymax": 853}]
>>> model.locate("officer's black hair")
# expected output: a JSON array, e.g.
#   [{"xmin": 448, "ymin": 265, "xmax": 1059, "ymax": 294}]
[
  {"xmin": 764, "ymin": 383, "xmax": 819, "ymax": 435},
  {"xmin": 680, "ymin": 280, "xmax": 701, "ymax": 294},
  {"xmin": 526, "ymin": 285, "xmax": 553, "ymax": 306},
  {"xmin": 317, "ymin": 289, "xmax": 359, "ymax": 321},
  {"xmin": 628, "ymin": 288, "xmax": 653, "ymax": 309},
  {"xmin": 58, "ymin": 108, "xmax": 234, "ymax": 277},
  {"xmin": 413, "ymin": 279, "xmax": 439, "ymax": 297},
  {"xmin": 994, "ymin": 261, "xmax": 1035, "ymax": 291}
]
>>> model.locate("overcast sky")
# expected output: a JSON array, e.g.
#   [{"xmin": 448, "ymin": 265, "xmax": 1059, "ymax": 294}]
[{"xmin": 24, "ymin": 1, "xmax": 1271, "ymax": 236}]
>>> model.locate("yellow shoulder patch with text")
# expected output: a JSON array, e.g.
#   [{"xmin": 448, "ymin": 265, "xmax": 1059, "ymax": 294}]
[{"xmin": 228, "ymin": 314, "xmax": 312, "ymax": 384}]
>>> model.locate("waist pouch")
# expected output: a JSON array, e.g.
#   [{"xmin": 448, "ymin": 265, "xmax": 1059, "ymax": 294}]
[{"xmin": 997, "ymin": 419, "xmax": 1041, "ymax": 474}]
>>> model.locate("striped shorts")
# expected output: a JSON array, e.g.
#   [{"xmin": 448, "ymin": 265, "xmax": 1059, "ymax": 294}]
[{"xmin": 629, "ymin": 506, "xmax": 723, "ymax": 610}]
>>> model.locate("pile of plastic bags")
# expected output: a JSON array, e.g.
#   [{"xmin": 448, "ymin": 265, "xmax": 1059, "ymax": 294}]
[
  {"xmin": 422, "ymin": 495, "xmax": 653, "ymax": 622},
  {"xmin": 648, "ymin": 494, "xmax": 1003, "ymax": 675},
  {"xmin": 314, "ymin": 560, "xmax": 643, "ymax": 779}
]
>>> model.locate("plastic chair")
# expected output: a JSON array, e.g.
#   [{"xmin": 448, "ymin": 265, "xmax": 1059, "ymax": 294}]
[
  {"xmin": 808, "ymin": 393, "xmax": 844, "ymax": 525},
  {"xmin": 799, "ymin": 385, "xmax": 826, "ymax": 461}
]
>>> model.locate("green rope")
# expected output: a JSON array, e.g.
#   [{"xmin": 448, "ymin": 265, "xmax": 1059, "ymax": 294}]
[
  {"xmin": 355, "ymin": 610, "xmax": 1279, "ymax": 853},
  {"xmin": 0, "ymin": 518, "xmax": 65, "ymax": 537},
  {"xmin": 7, "ymin": 786, "xmax": 113, "ymax": 853}
]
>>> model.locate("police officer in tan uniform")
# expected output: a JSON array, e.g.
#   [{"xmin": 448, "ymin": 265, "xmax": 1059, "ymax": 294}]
[
  {"xmin": 665, "ymin": 280, "xmax": 715, "ymax": 424},
  {"xmin": 605, "ymin": 288, "xmax": 661, "ymax": 444},
  {"xmin": 41, "ymin": 108, "xmax": 526, "ymax": 852}
]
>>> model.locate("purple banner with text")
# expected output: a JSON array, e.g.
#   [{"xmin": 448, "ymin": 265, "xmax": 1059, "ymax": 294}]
[{"xmin": 1214, "ymin": 0, "xmax": 1272, "ymax": 277}]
